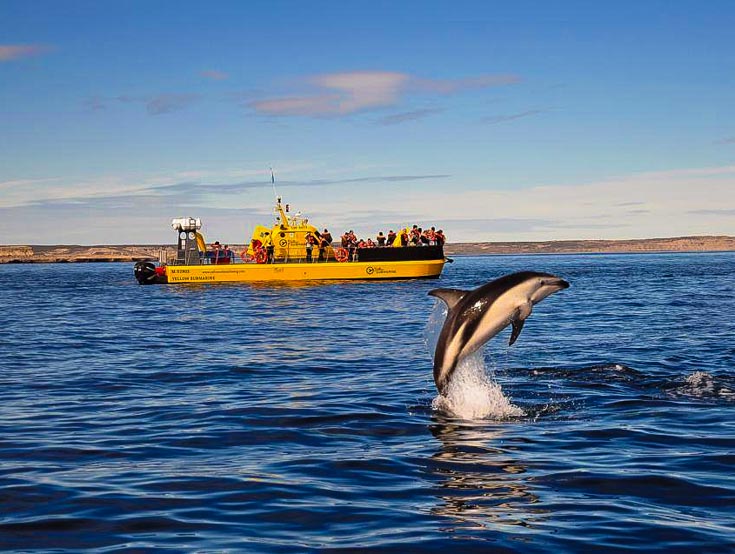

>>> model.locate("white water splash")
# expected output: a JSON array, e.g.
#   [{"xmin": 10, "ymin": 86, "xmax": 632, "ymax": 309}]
[
  {"xmin": 681, "ymin": 371, "xmax": 735, "ymax": 399},
  {"xmin": 431, "ymin": 352, "xmax": 524, "ymax": 419},
  {"xmin": 424, "ymin": 300, "xmax": 524, "ymax": 420}
]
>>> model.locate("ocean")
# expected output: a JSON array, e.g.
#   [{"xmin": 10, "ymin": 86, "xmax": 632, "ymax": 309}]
[{"xmin": 1, "ymin": 253, "xmax": 734, "ymax": 552}]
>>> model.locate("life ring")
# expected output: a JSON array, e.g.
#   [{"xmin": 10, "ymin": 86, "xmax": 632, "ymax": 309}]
[
  {"xmin": 254, "ymin": 248, "xmax": 268, "ymax": 264},
  {"xmin": 335, "ymin": 247, "xmax": 349, "ymax": 262}
]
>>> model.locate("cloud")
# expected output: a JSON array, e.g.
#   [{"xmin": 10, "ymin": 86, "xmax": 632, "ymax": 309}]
[
  {"xmin": 146, "ymin": 93, "xmax": 201, "ymax": 115},
  {"xmin": 0, "ymin": 170, "xmax": 451, "ymax": 243},
  {"xmin": 250, "ymin": 71, "xmax": 408, "ymax": 116},
  {"xmin": 201, "ymin": 69, "xmax": 229, "ymax": 80},
  {"xmin": 482, "ymin": 109, "xmax": 545, "ymax": 125},
  {"xmin": 83, "ymin": 93, "xmax": 201, "ymax": 115},
  {"xmin": 375, "ymin": 108, "xmax": 443, "ymax": 126},
  {"xmin": 715, "ymin": 137, "xmax": 735, "ymax": 145},
  {"xmin": 688, "ymin": 208, "xmax": 735, "ymax": 216},
  {"xmin": 1, "ymin": 171, "xmax": 450, "ymax": 211},
  {"xmin": 123, "ymin": 173, "xmax": 451, "ymax": 198},
  {"xmin": 7, "ymin": 164, "xmax": 733, "ymax": 244},
  {"xmin": 249, "ymin": 71, "xmax": 520, "ymax": 117},
  {"xmin": 84, "ymin": 96, "xmax": 107, "ymax": 111},
  {"xmin": 0, "ymin": 44, "xmax": 51, "ymax": 62},
  {"xmin": 412, "ymin": 74, "xmax": 520, "ymax": 94}
]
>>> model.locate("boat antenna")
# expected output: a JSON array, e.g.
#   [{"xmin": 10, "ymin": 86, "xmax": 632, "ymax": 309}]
[{"xmin": 270, "ymin": 167, "xmax": 279, "ymax": 202}]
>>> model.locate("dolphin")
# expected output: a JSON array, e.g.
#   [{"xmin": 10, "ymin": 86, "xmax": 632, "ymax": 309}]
[{"xmin": 428, "ymin": 271, "xmax": 570, "ymax": 394}]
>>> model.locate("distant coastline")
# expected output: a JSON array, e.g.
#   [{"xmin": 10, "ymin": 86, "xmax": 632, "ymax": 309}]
[{"xmin": 1, "ymin": 236, "xmax": 734, "ymax": 264}]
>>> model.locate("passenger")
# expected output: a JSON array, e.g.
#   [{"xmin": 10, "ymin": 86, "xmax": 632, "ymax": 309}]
[
  {"xmin": 387, "ymin": 230, "xmax": 397, "ymax": 246},
  {"xmin": 376, "ymin": 232, "xmax": 386, "ymax": 247},
  {"xmin": 322, "ymin": 229, "xmax": 333, "ymax": 245},
  {"xmin": 263, "ymin": 234, "xmax": 275, "ymax": 263},
  {"xmin": 318, "ymin": 236, "xmax": 328, "ymax": 261},
  {"xmin": 341, "ymin": 232, "xmax": 350, "ymax": 248},
  {"xmin": 420, "ymin": 229, "xmax": 430, "ymax": 246},
  {"xmin": 224, "ymin": 244, "xmax": 233, "ymax": 261},
  {"xmin": 410, "ymin": 225, "xmax": 420, "ymax": 246},
  {"xmin": 435, "ymin": 229, "xmax": 446, "ymax": 246},
  {"xmin": 428, "ymin": 227, "xmax": 437, "ymax": 245},
  {"xmin": 210, "ymin": 241, "xmax": 222, "ymax": 263},
  {"xmin": 400, "ymin": 229, "xmax": 409, "ymax": 247},
  {"xmin": 305, "ymin": 233, "xmax": 315, "ymax": 262},
  {"xmin": 366, "ymin": 238, "xmax": 376, "ymax": 248}
]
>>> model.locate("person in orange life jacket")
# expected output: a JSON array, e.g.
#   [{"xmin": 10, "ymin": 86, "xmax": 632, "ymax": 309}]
[
  {"xmin": 305, "ymin": 233, "xmax": 317, "ymax": 262},
  {"xmin": 420, "ymin": 229, "xmax": 431, "ymax": 246},
  {"xmin": 386, "ymin": 230, "xmax": 396, "ymax": 246},
  {"xmin": 376, "ymin": 232, "xmax": 386, "ymax": 247},
  {"xmin": 435, "ymin": 229, "xmax": 446, "ymax": 246}
]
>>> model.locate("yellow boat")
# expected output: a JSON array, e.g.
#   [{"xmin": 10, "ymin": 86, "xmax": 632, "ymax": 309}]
[{"xmin": 134, "ymin": 197, "xmax": 446, "ymax": 284}]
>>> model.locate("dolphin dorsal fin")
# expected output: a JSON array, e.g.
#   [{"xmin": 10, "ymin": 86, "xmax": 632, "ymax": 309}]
[{"xmin": 428, "ymin": 288, "xmax": 468, "ymax": 310}]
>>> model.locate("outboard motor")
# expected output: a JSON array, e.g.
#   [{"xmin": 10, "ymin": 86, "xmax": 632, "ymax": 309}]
[{"xmin": 134, "ymin": 261, "xmax": 158, "ymax": 285}]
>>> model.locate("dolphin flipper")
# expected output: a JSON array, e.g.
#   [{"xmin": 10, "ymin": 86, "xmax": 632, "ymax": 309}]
[
  {"xmin": 509, "ymin": 318, "xmax": 525, "ymax": 346},
  {"xmin": 428, "ymin": 288, "xmax": 468, "ymax": 310}
]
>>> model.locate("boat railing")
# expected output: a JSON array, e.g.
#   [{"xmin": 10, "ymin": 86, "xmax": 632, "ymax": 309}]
[{"xmin": 166, "ymin": 243, "xmax": 444, "ymax": 266}]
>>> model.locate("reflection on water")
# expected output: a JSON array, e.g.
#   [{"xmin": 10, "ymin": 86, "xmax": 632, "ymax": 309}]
[{"xmin": 428, "ymin": 418, "xmax": 545, "ymax": 533}]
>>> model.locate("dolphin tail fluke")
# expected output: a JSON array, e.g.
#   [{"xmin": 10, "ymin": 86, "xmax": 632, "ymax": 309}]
[
  {"xmin": 509, "ymin": 318, "xmax": 525, "ymax": 346},
  {"xmin": 428, "ymin": 288, "xmax": 468, "ymax": 310}
]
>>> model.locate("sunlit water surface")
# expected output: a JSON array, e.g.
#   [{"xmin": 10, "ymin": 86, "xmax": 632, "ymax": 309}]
[{"xmin": 1, "ymin": 253, "xmax": 734, "ymax": 552}]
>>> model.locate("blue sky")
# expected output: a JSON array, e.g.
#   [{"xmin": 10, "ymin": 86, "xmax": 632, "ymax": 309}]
[{"xmin": 1, "ymin": 0, "xmax": 733, "ymax": 244}]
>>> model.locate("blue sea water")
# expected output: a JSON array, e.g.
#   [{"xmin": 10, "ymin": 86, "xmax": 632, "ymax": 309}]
[{"xmin": 1, "ymin": 253, "xmax": 734, "ymax": 553}]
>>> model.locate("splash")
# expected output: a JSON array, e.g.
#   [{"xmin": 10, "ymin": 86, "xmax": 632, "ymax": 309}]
[
  {"xmin": 424, "ymin": 300, "xmax": 524, "ymax": 420},
  {"xmin": 431, "ymin": 352, "xmax": 525, "ymax": 419},
  {"xmin": 678, "ymin": 371, "xmax": 735, "ymax": 400}
]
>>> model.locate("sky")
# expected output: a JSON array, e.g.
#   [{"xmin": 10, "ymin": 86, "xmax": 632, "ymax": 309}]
[{"xmin": 1, "ymin": 0, "xmax": 734, "ymax": 245}]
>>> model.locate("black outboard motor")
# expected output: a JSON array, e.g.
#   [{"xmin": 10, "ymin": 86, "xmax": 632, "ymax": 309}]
[{"xmin": 134, "ymin": 261, "xmax": 158, "ymax": 285}]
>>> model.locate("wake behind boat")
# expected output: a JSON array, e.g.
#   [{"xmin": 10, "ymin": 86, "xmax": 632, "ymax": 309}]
[{"xmin": 134, "ymin": 196, "xmax": 446, "ymax": 284}]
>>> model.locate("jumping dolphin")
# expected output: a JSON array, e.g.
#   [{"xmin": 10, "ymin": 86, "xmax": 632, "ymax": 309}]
[{"xmin": 429, "ymin": 271, "xmax": 569, "ymax": 394}]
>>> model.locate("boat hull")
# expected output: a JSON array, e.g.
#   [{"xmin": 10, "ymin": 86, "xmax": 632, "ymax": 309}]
[{"xmin": 161, "ymin": 259, "xmax": 445, "ymax": 284}]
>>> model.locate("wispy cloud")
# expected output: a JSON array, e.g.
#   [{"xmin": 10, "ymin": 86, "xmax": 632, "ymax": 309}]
[
  {"xmin": 375, "ymin": 108, "xmax": 443, "ymax": 126},
  {"xmin": 688, "ymin": 208, "xmax": 735, "ymax": 216},
  {"xmin": 482, "ymin": 109, "xmax": 545, "ymax": 125},
  {"xmin": 146, "ymin": 93, "xmax": 200, "ymax": 115},
  {"xmin": 7, "ymin": 164, "xmax": 732, "ymax": 244},
  {"xmin": 0, "ymin": 44, "xmax": 51, "ymax": 62},
  {"xmin": 84, "ymin": 93, "xmax": 201, "ymax": 115},
  {"xmin": 84, "ymin": 96, "xmax": 107, "ymax": 111},
  {"xmin": 249, "ymin": 71, "xmax": 520, "ymax": 117},
  {"xmin": 127, "ymin": 173, "xmax": 451, "ymax": 198},
  {"xmin": 715, "ymin": 137, "xmax": 735, "ymax": 145},
  {"xmin": 413, "ymin": 74, "xmax": 520, "ymax": 94},
  {"xmin": 201, "ymin": 69, "xmax": 229, "ymax": 80}
]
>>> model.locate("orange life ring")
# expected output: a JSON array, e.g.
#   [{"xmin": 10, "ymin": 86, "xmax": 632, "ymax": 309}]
[
  {"xmin": 335, "ymin": 247, "xmax": 349, "ymax": 262},
  {"xmin": 254, "ymin": 248, "xmax": 268, "ymax": 264}
]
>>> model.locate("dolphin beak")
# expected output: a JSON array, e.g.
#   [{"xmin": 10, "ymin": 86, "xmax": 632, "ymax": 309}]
[{"xmin": 556, "ymin": 278, "xmax": 570, "ymax": 289}]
